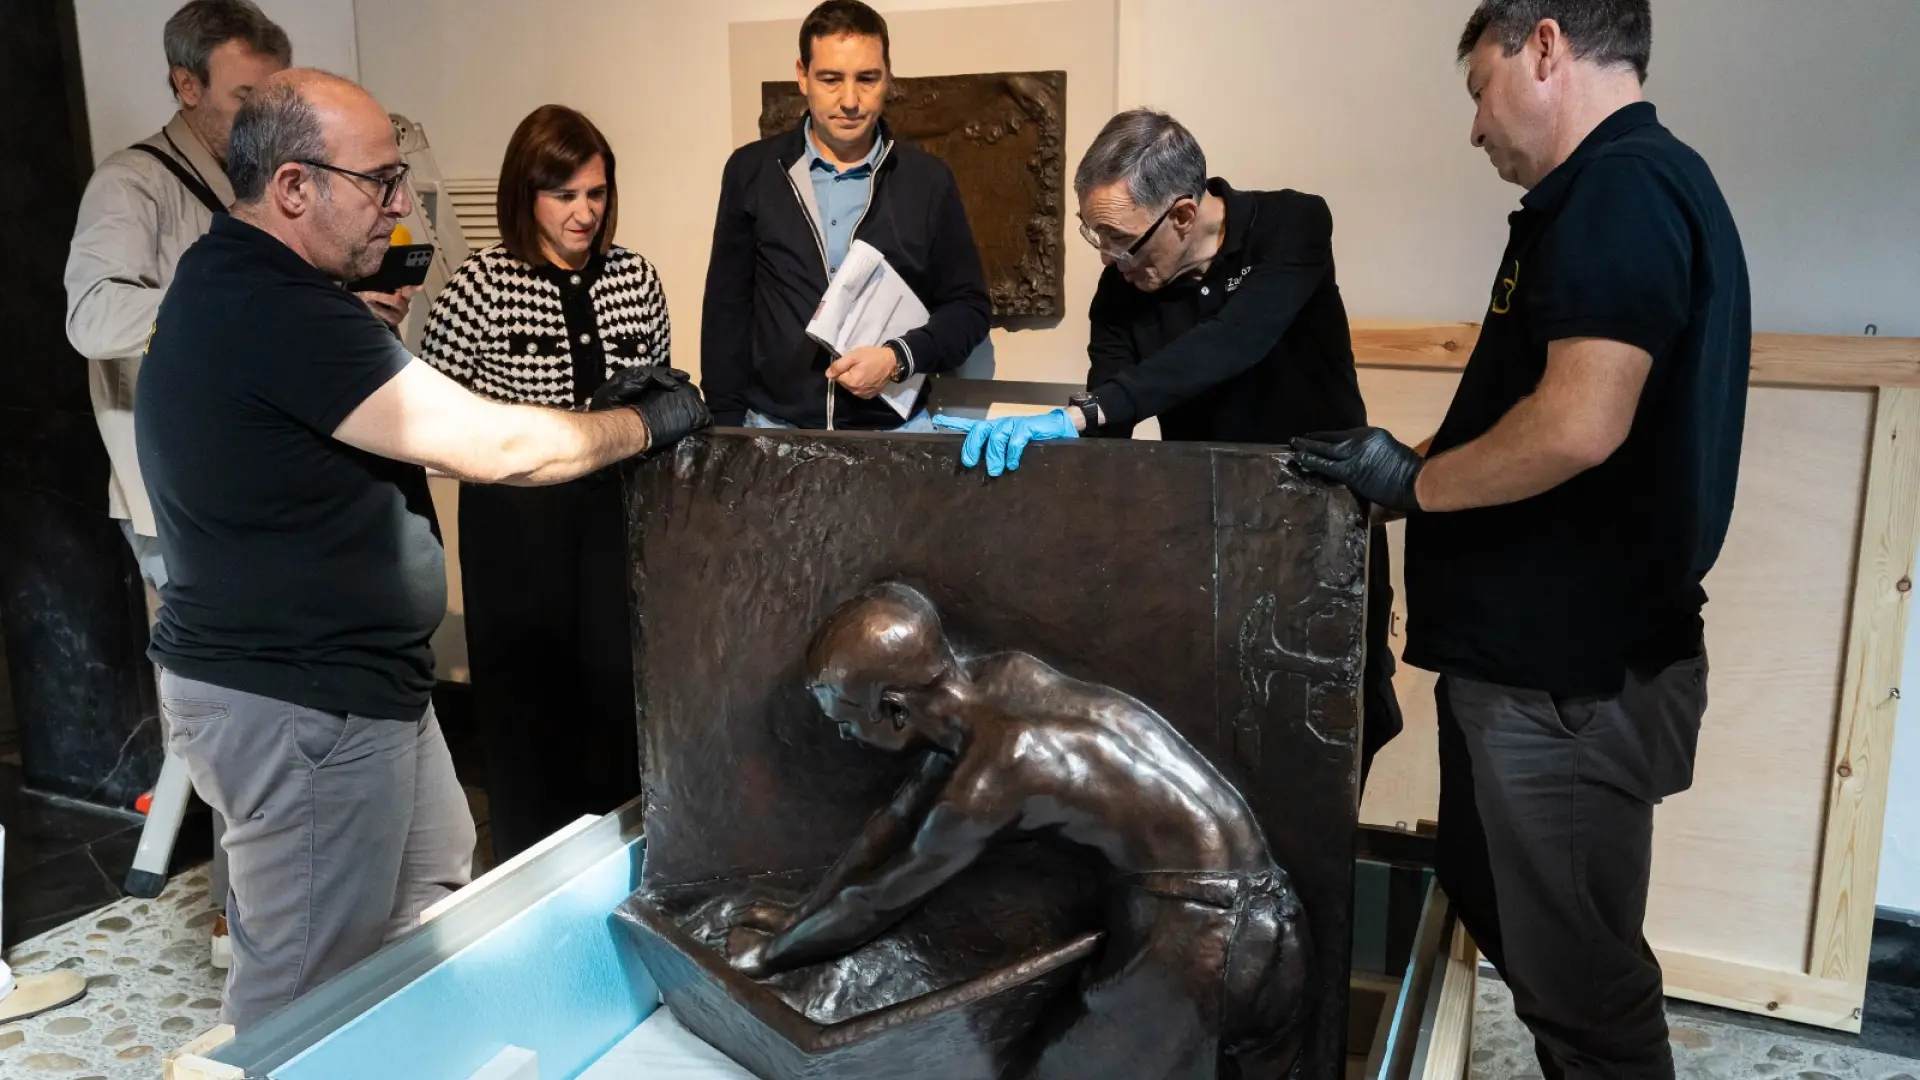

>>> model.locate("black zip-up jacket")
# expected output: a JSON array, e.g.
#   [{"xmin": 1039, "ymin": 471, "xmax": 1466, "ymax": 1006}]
[
  {"xmin": 1083, "ymin": 178, "xmax": 1401, "ymax": 774},
  {"xmin": 700, "ymin": 121, "xmax": 991, "ymax": 429}
]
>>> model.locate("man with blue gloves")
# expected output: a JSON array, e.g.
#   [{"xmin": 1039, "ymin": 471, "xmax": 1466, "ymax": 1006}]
[{"xmin": 935, "ymin": 109, "xmax": 1401, "ymax": 780}]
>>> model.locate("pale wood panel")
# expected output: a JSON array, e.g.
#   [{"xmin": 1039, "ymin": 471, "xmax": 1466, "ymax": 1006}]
[
  {"xmin": 1812, "ymin": 388, "xmax": 1920, "ymax": 985},
  {"xmin": 1657, "ymin": 950, "xmax": 1864, "ymax": 1032},
  {"xmin": 427, "ymin": 475, "xmax": 470, "ymax": 683},
  {"xmin": 1646, "ymin": 387, "xmax": 1873, "ymax": 973},
  {"xmin": 429, "ymin": 475, "xmax": 462, "ymax": 615},
  {"xmin": 1355, "ymin": 368, "xmax": 1456, "ymax": 831},
  {"xmin": 1418, "ymin": 923, "xmax": 1479, "ymax": 1080},
  {"xmin": 1350, "ymin": 323, "xmax": 1920, "ymax": 390},
  {"xmin": 1350, "ymin": 368, "xmax": 1876, "ymax": 980}
]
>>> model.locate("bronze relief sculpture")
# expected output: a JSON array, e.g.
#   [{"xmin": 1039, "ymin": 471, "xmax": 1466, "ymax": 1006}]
[
  {"xmin": 699, "ymin": 583, "xmax": 1312, "ymax": 1077},
  {"xmin": 617, "ymin": 431, "xmax": 1367, "ymax": 1080},
  {"xmin": 761, "ymin": 72, "xmax": 1066, "ymax": 319}
]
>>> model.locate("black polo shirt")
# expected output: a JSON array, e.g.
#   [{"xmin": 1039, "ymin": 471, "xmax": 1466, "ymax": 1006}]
[
  {"xmin": 137, "ymin": 215, "xmax": 446, "ymax": 719},
  {"xmin": 1403, "ymin": 102, "xmax": 1750, "ymax": 696},
  {"xmin": 1084, "ymin": 178, "xmax": 1367, "ymax": 442}
]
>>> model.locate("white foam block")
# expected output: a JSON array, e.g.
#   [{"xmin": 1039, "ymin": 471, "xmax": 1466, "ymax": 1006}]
[
  {"xmin": 575, "ymin": 1009, "xmax": 757, "ymax": 1080},
  {"xmin": 466, "ymin": 1045, "xmax": 538, "ymax": 1080}
]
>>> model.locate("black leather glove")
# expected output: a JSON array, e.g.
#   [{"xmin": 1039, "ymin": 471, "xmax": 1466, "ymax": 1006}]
[
  {"xmin": 1290, "ymin": 427, "xmax": 1424, "ymax": 513},
  {"xmin": 588, "ymin": 365, "xmax": 712, "ymax": 451}
]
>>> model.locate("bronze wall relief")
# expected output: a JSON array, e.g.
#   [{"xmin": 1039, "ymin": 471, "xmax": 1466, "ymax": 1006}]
[{"xmin": 617, "ymin": 431, "xmax": 1366, "ymax": 1079}]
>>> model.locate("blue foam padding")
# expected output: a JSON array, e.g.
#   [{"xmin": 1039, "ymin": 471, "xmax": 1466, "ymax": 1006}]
[{"xmin": 276, "ymin": 840, "xmax": 656, "ymax": 1080}]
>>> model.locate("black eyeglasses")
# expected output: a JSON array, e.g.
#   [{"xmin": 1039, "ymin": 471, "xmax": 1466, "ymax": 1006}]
[
  {"xmin": 1077, "ymin": 194, "xmax": 1197, "ymax": 267},
  {"xmin": 297, "ymin": 159, "xmax": 410, "ymax": 208}
]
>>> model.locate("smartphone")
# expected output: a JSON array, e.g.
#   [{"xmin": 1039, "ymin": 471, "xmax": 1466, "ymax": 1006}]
[{"xmin": 347, "ymin": 243, "xmax": 434, "ymax": 293}]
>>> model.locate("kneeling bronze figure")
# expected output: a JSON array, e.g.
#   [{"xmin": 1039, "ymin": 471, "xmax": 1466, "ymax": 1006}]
[{"xmin": 626, "ymin": 584, "xmax": 1310, "ymax": 1079}]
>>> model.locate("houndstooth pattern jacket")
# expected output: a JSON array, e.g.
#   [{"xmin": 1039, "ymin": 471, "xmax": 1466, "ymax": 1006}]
[{"xmin": 419, "ymin": 244, "xmax": 670, "ymax": 406}]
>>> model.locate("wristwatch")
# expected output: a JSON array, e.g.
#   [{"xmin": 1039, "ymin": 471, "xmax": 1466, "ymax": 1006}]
[
  {"xmin": 1068, "ymin": 391, "xmax": 1102, "ymax": 430},
  {"xmin": 885, "ymin": 341, "xmax": 911, "ymax": 383}
]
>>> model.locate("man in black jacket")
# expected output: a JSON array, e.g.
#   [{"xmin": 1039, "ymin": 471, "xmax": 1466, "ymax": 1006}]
[
  {"xmin": 701, "ymin": 0, "xmax": 990, "ymax": 430},
  {"xmin": 938, "ymin": 109, "xmax": 1401, "ymax": 780}
]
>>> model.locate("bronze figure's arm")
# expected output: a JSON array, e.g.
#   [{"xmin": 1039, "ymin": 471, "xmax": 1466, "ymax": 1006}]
[
  {"xmin": 731, "ymin": 768, "xmax": 1006, "ymax": 977},
  {"xmin": 731, "ymin": 751, "xmax": 956, "ymax": 940}
]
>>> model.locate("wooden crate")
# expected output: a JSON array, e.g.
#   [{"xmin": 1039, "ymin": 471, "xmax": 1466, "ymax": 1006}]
[
  {"xmin": 1349, "ymin": 873, "xmax": 1477, "ymax": 1080},
  {"xmin": 1354, "ymin": 324, "xmax": 1920, "ymax": 1032}
]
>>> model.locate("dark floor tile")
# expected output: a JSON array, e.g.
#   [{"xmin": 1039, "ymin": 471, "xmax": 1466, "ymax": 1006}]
[
  {"xmin": 0, "ymin": 786, "xmax": 144, "ymax": 872},
  {"xmin": 13, "ymin": 909, "xmax": 100, "ymax": 943},
  {"xmin": 1, "ymin": 844, "xmax": 119, "ymax": 943},
  {"xmin": 87, "ymin": 811, "xmax": 212, "ymax": 886},
  {"xmin": 1872, "ymin": 913, "xmax": 1920, "ymax": 992},
  {"xmin": 1861, "ymin": 981, "xmax": 1920, "ymax": 1060}
]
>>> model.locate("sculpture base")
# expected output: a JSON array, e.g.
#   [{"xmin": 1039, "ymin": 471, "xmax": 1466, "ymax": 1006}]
[{"xmin": 615, "ymin": 841, "xmax": 1105, "ymax": 1080}]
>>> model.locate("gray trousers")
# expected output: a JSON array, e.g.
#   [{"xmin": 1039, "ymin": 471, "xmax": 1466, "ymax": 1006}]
[
  {"xmin": 1434, "ymin": 653, "xmax": 1707, "ymax": 1080},
  {"xmin": 120, "ymin": 520, "xmax": 229, "ymax": 903},
  {"xmin": 159, "ymin": 671, "xmax": 476, "ymax": 1028}
]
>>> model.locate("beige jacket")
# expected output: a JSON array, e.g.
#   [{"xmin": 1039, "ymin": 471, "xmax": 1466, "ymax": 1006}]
[{"xmin": 63, "ymin": 112, "xmax": 235, "ymax": 536}]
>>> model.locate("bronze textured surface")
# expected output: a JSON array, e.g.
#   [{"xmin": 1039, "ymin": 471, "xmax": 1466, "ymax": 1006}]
[
  {"xmin": 624, "ymin": 430, "xmax": 1366, "ymax": 1078},
  {"xmin": 761, "ymin": 72, "xmax": 1066, "ymax": 319}
]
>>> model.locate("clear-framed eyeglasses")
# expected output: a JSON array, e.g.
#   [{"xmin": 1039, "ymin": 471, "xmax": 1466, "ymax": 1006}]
[{"xmin": 1076, "ymin": 194, "xmax": 1196, "ymax": 267}]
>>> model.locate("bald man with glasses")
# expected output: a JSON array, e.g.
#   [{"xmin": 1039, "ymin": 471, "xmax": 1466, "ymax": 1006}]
[
  {"xmin": 937, "ymin": 108, "xmax": 1402, "ymax": 781},
  {"xmin": 137, "ymin": 69, "xmax": 708, "ymax": 1027}
]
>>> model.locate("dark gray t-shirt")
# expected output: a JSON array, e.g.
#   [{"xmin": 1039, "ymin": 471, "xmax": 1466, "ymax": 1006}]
[{"xmin": 138, "ymin": 215, "xmax": 445, "ymax": 719}]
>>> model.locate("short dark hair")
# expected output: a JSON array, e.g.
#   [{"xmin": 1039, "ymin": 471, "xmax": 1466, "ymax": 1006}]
[
  {"xmin": 496, "ymin": 105, "xmax": 619, "ymax": 267},
  {"xmin": 1456, "ymin": 0, "xmax": 1652, "ymax": 83},
  {"xmin": 799, "ymin": 0, "xmax": 890, "ymax": 70},
  {"xmin": 163, "ymin": 0, "xmax": 291, "ymax": 96},
  {"xmin": 226, "ymin": 80, "xmax": 326, "ymax": 204}
]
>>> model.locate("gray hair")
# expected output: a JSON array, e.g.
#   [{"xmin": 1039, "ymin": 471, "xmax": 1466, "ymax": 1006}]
[
  {"xmin": 163, "ymin": 0, "xmax": 291, "ymax": 96},
  {"xmin": 1457, "ymin": 0, "xmax": 1651, "ymax": 83},
  {"xmin": 1073, "ymin": 109, "xmax": 1206, "ymax": 212},
  {"xmin": 226, "ymin": 80, "xmax": 326, "ymax": 204}
]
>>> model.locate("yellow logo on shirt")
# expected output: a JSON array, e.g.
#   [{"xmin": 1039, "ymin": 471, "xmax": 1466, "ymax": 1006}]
[
  {"xmin": 1491, "ymin": 260, "xmax": 1520, "ymax": 315},
  {"xmin": 142, "ymin": 322, "xmax": 157, "ymax": 357}
]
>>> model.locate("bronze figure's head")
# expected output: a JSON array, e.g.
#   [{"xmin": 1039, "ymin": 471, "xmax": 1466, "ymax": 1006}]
[{"xmin": 805, "ymin": 583, "xmax": 955, "ymax": 753}]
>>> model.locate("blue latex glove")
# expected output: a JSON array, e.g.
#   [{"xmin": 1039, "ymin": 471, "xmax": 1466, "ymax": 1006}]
[{"xmin": 932, "ymin": 409, "xmax": 1079, "ymax": 476}]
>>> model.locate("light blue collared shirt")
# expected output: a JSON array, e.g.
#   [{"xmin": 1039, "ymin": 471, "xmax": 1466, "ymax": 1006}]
[{"xmin": 804, "ymin": 118, "xmax": 883, "ymax": 276}]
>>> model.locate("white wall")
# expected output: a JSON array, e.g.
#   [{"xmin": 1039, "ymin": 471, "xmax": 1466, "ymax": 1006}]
[
  {"xmin": 73, "ymin": 0, "xmax": 359, "ymax": 165},
  {"xmin": 1119, "ymin": 0, "xmax": 1920, "ymax": 336},
  {"xmin": 355, "ymin": 0, "xmax": 1096, "ymax": 388},
  {"xmin": 354, "ymin": 0, "xmax": 1920, "ymax": 909},
  {"xmin": 1886, "ymin": 628, "xmax": 1920, "ymax": 915}
]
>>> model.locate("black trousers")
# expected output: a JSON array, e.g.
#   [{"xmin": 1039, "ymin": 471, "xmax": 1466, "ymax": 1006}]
[
  {"xmin": 459, "ymin": 473, "xmax": 640, "ymax": 863},
  {"xmin": 1360, "ymin": 525, "xmax": 1404, "ymax": 786},
  {"xmin": 1434, "ymin": 653, "xmax": 1707, "ymax": 1080}
]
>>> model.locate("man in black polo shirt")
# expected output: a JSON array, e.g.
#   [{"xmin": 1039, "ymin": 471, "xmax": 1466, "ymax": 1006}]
[
  {"xmin": 1295, "ymin": 3, "xmax": 1749, "ymax": 1076},
  {"xmin": 937, "ymin": 108, "xmax": 1401, "ymax": 779},
  {"xmin": 137, "ymin": 69, "xmax": 707, "ymax": 1027}
]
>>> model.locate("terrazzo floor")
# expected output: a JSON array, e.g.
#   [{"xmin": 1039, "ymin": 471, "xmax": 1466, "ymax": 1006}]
[
  {"xmin": 0, "ymin": 865, "xmax": 224, "ymax": 1078},
  {"xmin": 1471, "ymin": 979, "xmax": 1920, "ymax": 1080}
]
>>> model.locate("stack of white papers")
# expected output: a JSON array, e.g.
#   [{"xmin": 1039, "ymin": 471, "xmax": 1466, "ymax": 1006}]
[{"xmin": 806, "ymin": 239, "xmax": 929, "ymax": 423}]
